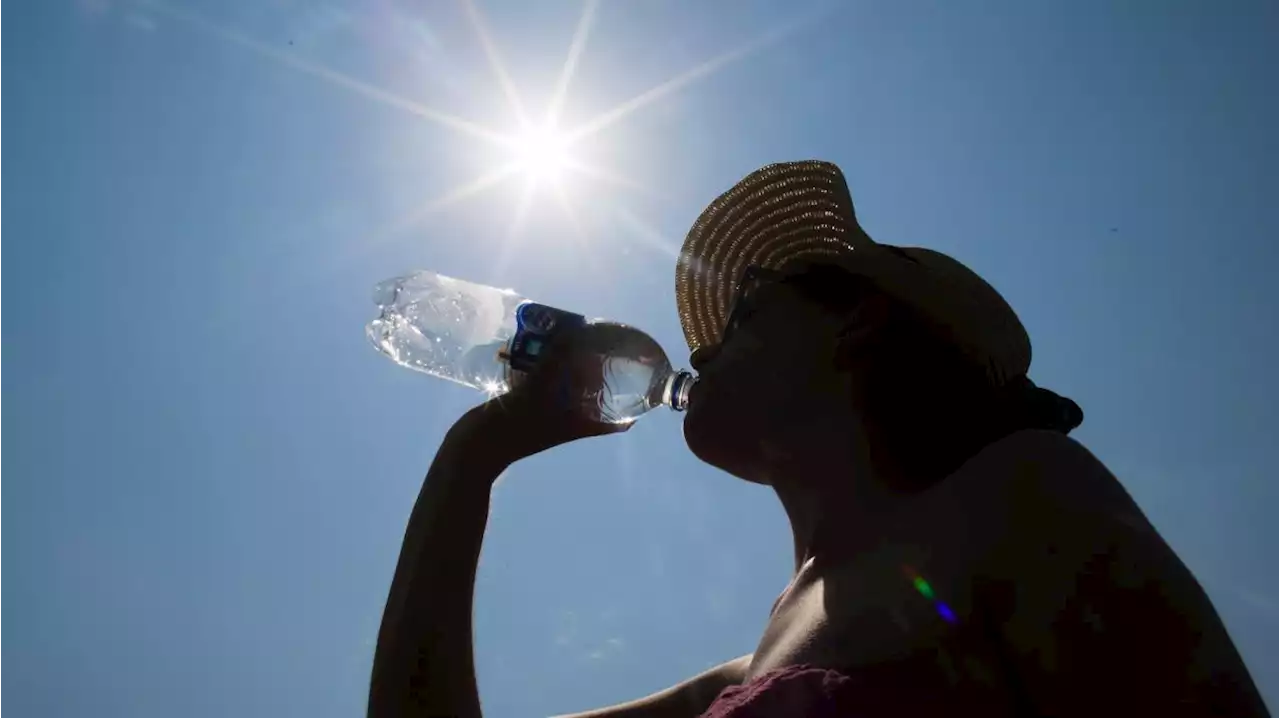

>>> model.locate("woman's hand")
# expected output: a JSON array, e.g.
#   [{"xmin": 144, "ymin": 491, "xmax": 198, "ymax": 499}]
[{"xmin": 449, "ymin": 325, "xmax": 632, "ymax": 469}]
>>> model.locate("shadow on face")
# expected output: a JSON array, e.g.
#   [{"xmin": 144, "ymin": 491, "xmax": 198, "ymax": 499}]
[
  {"xmin": 682, "ymin": 268, "xmax": 1010, "ymax": 490},
  {"xmin": 681, "ymin": 278, "xmax": 867, "ymax": 483}
]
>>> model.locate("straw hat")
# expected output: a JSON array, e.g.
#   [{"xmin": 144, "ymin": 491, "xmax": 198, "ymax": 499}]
[{"xmin": 676, "ymin": 160, "xmax": 1032, "ymax": 387}]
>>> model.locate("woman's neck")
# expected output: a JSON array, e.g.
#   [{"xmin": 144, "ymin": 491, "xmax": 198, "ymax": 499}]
[{"xmin": 760, "ymin": 425, "xmax": 914, "ymax": 573}]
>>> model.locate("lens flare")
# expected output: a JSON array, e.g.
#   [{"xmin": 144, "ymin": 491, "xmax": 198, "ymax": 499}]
[{"xmin": 903, "ymin": 565, "xmax": 958, "ymax": 625}]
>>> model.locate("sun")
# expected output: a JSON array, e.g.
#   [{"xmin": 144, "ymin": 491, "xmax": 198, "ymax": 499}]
[
  {"xmin": 153, "ymin": 0, "xmax": 813, "ymax": 266},
  {"xmin": 511, "ymin": 124, "xmax": 572, "ymax": 184}
]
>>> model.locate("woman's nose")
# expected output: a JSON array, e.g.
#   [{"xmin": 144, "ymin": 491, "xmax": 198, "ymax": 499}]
[{"xmin": 690, "ymin": 344, "xmax": 721, "ymax": 373}]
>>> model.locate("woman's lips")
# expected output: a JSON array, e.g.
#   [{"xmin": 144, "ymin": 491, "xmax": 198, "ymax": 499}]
[{"xmin": 687, "ymin": 377, "xmax": 706, "ymax": 408}]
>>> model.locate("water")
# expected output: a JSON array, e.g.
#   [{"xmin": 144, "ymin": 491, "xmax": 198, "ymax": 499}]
[
  {"xmin": 550, "ymin": 319, "xmax": 695, "ymax": 424},
  {"xmin": 366, "ymin": 271, "xmax": 526, "ymax": 391},
  {"xmin": 366, "ymin": 270, "xmax": 694, "ymax": 424}
]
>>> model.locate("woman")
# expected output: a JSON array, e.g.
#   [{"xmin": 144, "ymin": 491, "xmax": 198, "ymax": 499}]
[{"xmin": 367, "ymin": 162, "xmax": 1266, "ymax": 717}]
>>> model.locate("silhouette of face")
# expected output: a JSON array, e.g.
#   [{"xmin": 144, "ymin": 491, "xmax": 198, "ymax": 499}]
[
  {"xmin": 682, "ymin": 267, "xmax": 894, "ymax": 482},
  {"xmin": 683, "ymin": 263, "xmax": 1015, "ymax": 488}
]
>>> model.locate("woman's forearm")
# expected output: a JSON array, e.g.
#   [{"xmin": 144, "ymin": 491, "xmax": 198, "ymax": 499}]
[{"xmin": 368, "ymin": 420, "xmax": 509, "ymax": 718}]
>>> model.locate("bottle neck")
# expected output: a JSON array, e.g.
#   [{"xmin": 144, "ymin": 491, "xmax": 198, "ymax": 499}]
[{"xmin": 663, "ymin": 370, "xmax": 695, "ymax": 412}]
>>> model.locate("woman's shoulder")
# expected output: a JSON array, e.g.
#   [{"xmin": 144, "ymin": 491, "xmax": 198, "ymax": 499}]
[
  {"xmin": 940, "ymin": 430, "xmax": 1150, "ymax": 554},
  {"xmin": 960, "ymin": 429, "xmax": 1121, "ymax": 501},
  {"xmin": 977, "ymin": 429, "xmax": 1101, "ymax": 468}
]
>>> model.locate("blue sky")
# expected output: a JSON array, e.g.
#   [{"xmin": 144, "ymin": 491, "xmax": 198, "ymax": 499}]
[{"xmin": 5, "ymin": 1, "xmax": 1275, "ymax": 716}]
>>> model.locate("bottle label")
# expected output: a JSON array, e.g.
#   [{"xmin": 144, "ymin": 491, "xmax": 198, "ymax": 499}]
[{"xmin": 505, "ymin": 302, "xmax": 586, "ymax": 375}]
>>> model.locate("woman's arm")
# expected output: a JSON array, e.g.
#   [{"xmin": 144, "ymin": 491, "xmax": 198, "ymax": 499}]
[
  {"xmin": 367, "ymin": 410, "xmax": 510, "ymax": 718},
  {"xmin": 552, "ymin": 654, "xmax": 753, "ymax": 718},
  {"xmin": 368, "ymin": 329, "xmax": 635, "ymax": 717},
  {"xmin": 367, "ymin": 410, "xmax": 754, "ymax": 718}
]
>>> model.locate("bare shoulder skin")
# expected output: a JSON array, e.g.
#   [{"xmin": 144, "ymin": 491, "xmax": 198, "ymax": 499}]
[
  {"xmin": 970, "ymin": 430, "xmax": 1269, "ymax": 717},
  {"xmin": 744, "ymin": 430, "xmax": 1268, "ymax": 716}
]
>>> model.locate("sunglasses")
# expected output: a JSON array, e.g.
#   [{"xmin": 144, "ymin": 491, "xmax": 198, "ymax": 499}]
[
  {"xmin": 720, "ymin": 266, "xmax": 786, "ymax": 342},
  {"xmin": 721, "ymin": 264, "xmax": 876, "ymax": 344}
]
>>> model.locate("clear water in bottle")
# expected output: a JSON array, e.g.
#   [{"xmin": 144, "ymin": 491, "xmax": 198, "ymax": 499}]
[
  {"xmin": 366, "ymin": 271, "xmax": 527, "ymax": 393},
  {"xmin": 366, "ymin": 270, "xmax": 694, "ymax": 424},
  {"xmin": 546, "ymin": 318, "xmax": 695, "ymax": 424}
]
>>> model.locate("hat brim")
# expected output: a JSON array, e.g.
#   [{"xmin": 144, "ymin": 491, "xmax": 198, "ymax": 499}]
[{"xmin": 675, "ymin": 160, "xmax": 879, "ymax": 353}]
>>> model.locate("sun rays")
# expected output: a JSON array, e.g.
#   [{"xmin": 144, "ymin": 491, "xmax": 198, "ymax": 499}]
[
  {"xmin": 560, "ymin": 9, "xmax": 817, "ymax": 146},
  {"xmin": 142, "ymin": 0, "xmax": 513, "ymax": 147},
  {"xmin": 143, "ymin": 0, "xmax": 817, "ymax": 277},
  {"xmin": 545, "ymin": 0, "xmax": 599, "ymax": 128}
]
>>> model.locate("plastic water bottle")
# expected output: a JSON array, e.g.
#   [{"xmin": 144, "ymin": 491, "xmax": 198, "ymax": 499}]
[{"xmin": 366, "ymin": 270, "xmax": 695, "ymax": 424}]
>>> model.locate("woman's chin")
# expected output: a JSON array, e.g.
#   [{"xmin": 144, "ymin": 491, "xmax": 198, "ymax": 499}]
[{"xmin": 682, "ymin": 410, "xmax": 770, "ymax": 484}]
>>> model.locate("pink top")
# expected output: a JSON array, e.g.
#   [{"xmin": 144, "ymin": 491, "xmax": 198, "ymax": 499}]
[{"xmin": 699, "ymin": 665, "xmax": 856, "ymax": 717}]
